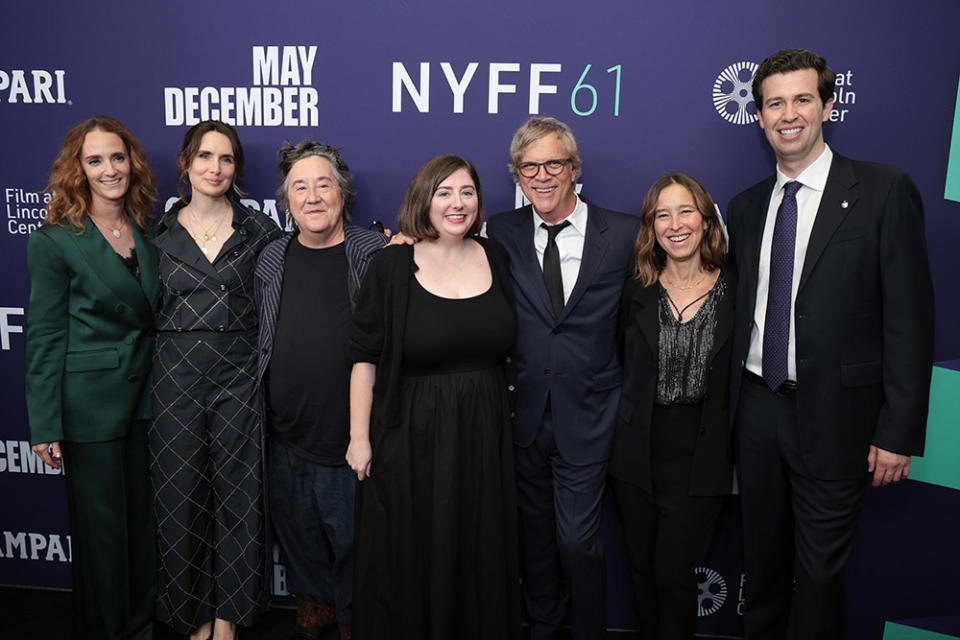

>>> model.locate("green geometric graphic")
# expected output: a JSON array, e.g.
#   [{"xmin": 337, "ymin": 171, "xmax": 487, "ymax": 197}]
[
  {"xmin": 884, "ymin": 621, "xmax": 959, "ymax": 640},
  {"xmin": 946, "ymin": 76, "xmax": 960, "ymax": 203},
  {"xmin": 909, "ymin": 366, "xmax": 960, "ymax": 491}
]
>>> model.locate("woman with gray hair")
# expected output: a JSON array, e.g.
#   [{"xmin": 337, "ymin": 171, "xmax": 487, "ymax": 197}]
[{"xmin": 254, "ymin": 141, "xmax": 387, "ymax": 640}]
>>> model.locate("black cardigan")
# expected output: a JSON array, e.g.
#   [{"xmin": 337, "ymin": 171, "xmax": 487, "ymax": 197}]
[
  {"xmin": 608, "ymin": 270, "xmax": 735, "ymax": 496},
  {"xmin": 349, "ymin": 235, "xmax": 514, "ymax": 439}
]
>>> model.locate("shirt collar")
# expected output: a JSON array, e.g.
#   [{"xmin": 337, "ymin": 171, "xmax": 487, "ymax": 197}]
[
  {"xmin": 532, "ymin": 194, "xmax": 588, "ymax": 235},
  {"xmin": 775, "ymin": 144, "xmax": 832, "ymax": 194}
]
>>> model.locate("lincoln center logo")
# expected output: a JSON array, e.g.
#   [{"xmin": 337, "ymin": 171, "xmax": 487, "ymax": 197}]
[
  {"xmin": 713, "ymin": 61, "xmax": 758, "ymax": 125},
  {"xmin": 696, "ymin": 566, "xmax": 727, "ymax": 616}
]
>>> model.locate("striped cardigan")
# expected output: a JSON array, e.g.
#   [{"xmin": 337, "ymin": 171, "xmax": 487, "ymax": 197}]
[{"xmin": 253, "ymin": 224, "xmax": 388, "ymax": 389}]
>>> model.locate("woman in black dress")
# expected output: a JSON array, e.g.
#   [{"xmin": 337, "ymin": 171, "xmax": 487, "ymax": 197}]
[
  {"xmin": 609, "ymin": 171, "xmax": 734, "ymax": 639},
  {"xmin": 150, "ymin": 120, "xmax": 282, "ymax": 640},
  {"xmin": 347, "ymin": 155, "xmax": 520, "ymax": 640}
]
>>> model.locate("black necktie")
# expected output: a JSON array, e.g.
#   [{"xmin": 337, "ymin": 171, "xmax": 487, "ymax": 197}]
[
  {"xmin": 541, "ymin": 220, "xmax": 571, "ymax": 316},
  {"xmin": 762, "ymin": 181, "xmax": 802, "ymax": 391}
]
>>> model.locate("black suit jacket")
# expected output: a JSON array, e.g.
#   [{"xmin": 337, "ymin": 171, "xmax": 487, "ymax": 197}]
[
  {"xmin": 486, "ymin": 198, "xmax": 639, "ymax": 465},
  {"xmin": 727, "ymin": 153, "xmax": 934, "ymax": 480},
  {"xmin": 609, "ymin": 272, "xmax": 735, "ymax": 496}
]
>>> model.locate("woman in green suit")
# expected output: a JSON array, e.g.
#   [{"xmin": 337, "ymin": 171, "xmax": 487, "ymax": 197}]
[{"xmin": 26, "ymin": 116, "xmax": 160, "ymax": 640}]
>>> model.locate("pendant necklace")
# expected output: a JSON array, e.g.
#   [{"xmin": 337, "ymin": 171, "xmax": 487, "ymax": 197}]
[
  {"xmin": 189, "ymin": 207, "xmax": 228, "ymax": 255},
  {"xmin": 92, "ymin": 213, "xmax": 126, "ymax": 239}
]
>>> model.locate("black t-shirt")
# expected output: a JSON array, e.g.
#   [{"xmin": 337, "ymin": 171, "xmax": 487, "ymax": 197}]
[{"xmin": 267, "ymin": 239, "xmax": 351, "ymax": 465}]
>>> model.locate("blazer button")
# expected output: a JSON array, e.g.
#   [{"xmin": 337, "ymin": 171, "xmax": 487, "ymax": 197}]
[
  {"xmin": 505, "ymin": 356, "xmax": 511, "ymax": 363},
  {"xmin": 115, "ymin": 303, "xmax": 126, "ymax": 313},
  {"xmin": 176, "ymin": 327, "xmax": 183, "ymax": 332},
  {"xmin": 218, "ymin": 326, "xmax": 226, "ymax": 332},
  {"xmin": 544, "ymin": 368, "xmax": 551, "ymax": 375},
  {"xmin": 220, "ymin": 284, "xmax": 227, "ymax": 292},
  {"xmin": 124, "ymin": 335, "xmax": 135, "ymax": 345},
  {"xmin": 699, "ymin": 427, "xmax": 706, "ymax": 434},
  {"xmin": 507, "ymin": 385, "xmax": 515, "ymax": 391},
  {"xmin": 127, "ymin": 374, "xmax": 139, "ymax": 382}
]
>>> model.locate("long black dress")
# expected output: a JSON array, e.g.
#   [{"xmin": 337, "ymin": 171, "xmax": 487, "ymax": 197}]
[{"xmin": 351, "ymin": 240, "xmax": 521, "ymax": 640}]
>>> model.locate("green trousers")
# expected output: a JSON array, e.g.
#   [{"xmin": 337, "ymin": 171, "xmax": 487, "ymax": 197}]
[{"xmin": 62, "ymin": 420, "xmax": 156, "ymax": 640}]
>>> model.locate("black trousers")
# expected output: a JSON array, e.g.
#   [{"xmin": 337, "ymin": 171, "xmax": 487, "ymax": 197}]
[
  {"xmin": 610, "ymin": 404, "xmax": 725, "ymax": 640},
  {"xmin": 736, "ymin": 374, "xmax": 867, "ymax": 640},
  {"xmin": 515, "ymin": 405, "xmax": 607, "ymax": 640},
  {"xmin": 61, "ymin": 421, "xmax": 156, "ymax": 640}
]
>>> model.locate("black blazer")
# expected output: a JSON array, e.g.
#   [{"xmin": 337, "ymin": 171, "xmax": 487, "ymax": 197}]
[
  {"xmin": 727, "ymin": 152, "xmax": 935, "ymax": 480},
  {"xmin": 609, "ymin": 272, "xmax": 735, "ymax": 496}
]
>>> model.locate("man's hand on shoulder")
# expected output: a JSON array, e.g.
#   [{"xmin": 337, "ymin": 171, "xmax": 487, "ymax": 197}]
[{"xmin": 867, "ymin": 444, "xmax": 911, "ymax": 488}]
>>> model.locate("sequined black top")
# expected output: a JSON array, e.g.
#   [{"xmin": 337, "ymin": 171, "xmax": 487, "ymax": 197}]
[{"xmin": 655, "ymin": 273, "xmax": 726, "ymax": 405}]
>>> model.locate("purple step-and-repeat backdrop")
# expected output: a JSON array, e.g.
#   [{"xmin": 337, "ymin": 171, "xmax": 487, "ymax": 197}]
[{"xmin": 3, "ymin": 1, "xmax": 959, "ymax": 637}]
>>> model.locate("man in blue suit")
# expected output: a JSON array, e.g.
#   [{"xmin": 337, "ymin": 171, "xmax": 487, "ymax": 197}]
[{"xmin": 487, "ymin": 117, "xmax": 639, "ymax": 640}]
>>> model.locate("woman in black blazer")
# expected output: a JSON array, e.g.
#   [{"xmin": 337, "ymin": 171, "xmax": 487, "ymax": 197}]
[{"xmin": 609, "ymin": 171, "xmax": 733, "ymax": 639}]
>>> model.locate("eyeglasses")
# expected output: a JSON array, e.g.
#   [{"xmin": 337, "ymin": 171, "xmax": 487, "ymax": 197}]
[{"xmin": 517, "ymin": 158, "xmax": 571, "ymax": 178}]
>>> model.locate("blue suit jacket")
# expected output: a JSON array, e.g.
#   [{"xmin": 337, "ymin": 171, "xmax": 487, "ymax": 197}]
[{"xmin": 487, "ymin": 198, "xmax": 639, "ymax": 465}]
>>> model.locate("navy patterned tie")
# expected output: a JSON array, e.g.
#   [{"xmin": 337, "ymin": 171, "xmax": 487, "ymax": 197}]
[
  {"xmin": 762, "ymin": 181, "xmax": 802, "ymax": 391},
  {"xmin": 541, "ymin": 220, "xmax": 571, "ymax": 316}
]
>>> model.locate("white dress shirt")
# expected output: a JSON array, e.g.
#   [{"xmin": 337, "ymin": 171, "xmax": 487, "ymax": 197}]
[
  {"xmin": 533, "ymin": 195, "xmax": 588, "ymax": 304},
  {"xmin": 746, "ymin": 145, "xmax": 834, "ymax": 381}
]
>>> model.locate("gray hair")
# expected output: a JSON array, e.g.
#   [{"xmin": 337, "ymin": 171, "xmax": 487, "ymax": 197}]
[
  {"xmin": 508, "ymin": 116, "xmax": 582, "ymax": 182},
  {"xmin": 276, "ymin": 140, "xmax": 355, "ymax": 223}
]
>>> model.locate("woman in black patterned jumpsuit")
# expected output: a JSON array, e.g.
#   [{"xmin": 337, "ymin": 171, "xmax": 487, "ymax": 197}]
[{"xmin": 150, "ymin": 120, "xmax": 283, "ymax": 640}]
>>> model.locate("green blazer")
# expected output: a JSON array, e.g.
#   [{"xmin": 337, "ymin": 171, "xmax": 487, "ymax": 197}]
[{"xmin": 25, "ymin": 216, "xmax": 160, "ymax": 444}]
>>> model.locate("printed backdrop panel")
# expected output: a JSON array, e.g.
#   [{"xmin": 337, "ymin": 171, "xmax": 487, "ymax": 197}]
[{"xmin": 3, "ymin": 1, "xmax": 959, "ymax": 637}]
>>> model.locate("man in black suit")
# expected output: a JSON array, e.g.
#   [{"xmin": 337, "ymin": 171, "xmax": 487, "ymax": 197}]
[
  {"xmin": 727, "ymin": 49, "xmax": 935, "ymax": 638},
  {"xmin": 486, "ymin": 117, "xmax": 639, "ymax": 640}
]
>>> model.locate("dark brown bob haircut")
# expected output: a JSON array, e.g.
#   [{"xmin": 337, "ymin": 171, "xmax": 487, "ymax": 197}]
[
  {"xmin": 44, "ymin": 115, "xmax": 157, "ymax": 233},
  {"xmin": 752, "ymin": 48, "xmax": 836, "ymax": 109},
  {"xmin": 396, "ymin": 154, "xmax": 484, "ymax": 240},
  {"xmin": 632, "ymin": 171, "xmax": 726, "ymax": 286},
  {"xmin": 176, "ymin": 120, "xmax": 246, "ymax": 199}
]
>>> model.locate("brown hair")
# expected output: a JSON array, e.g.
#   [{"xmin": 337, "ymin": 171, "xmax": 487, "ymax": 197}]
[
  {"xmin": 753, "ymin": 48, "xmax": 836, "ymax": 109},
  {"xmin": 508, "ymin": 116, "xmax": 582, "ymax": 182},
  {"xmin": 44, "ymin": 116, "xmax": 156, "ymax": 232},
  {"xmin": 176, "ymin": 120, "xmax": 246, "ymax": 199},
  {"xmin": 397, "ymin": 155, "xmax": 484, "ymax": 240},
  {"xmin": 633, "ymin": 171, "xmax": 726, "ymax": 285}
]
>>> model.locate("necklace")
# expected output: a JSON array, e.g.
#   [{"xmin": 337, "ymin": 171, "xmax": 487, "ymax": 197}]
[
  {"xmin": 187, "ymin": 207, "xmax": 229, "ymax": 255},
  {"xmin": 91, "ymin": 214, "xmax": 126, "ymax": 239},
  {"xmin": 662, "ymin": 272, "xmax": 707, "ymax": 291}
]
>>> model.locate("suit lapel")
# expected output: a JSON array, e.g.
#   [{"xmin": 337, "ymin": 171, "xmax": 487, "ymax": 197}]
[
  {"xmin": 503, "ymin": 207, "xmax": 556, "ymax": 318},
  {"xmin": 742, "ymin": 177, "xmax": 775, "ymax": 315},
  {"xmin": 630, "ymin": 282, "xmax": 660, "ymax": 358},
  {"xmin": 798, "ymin": 154, "xmax": 858, "ymax": 292},
  {"xmin": 132, "ymin": 223, "xmax": 160, "ymax": 320},
  {"xmin": 71, "ymin": 215, "xmax": 156, "ymax": 322},
  {"xmin": 561, "ymin": 201, "xmax": 608, "ymax": 321},
  {"xmin": 708, "ymin": 272, "xmax": 734, "ymax": 363}
]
